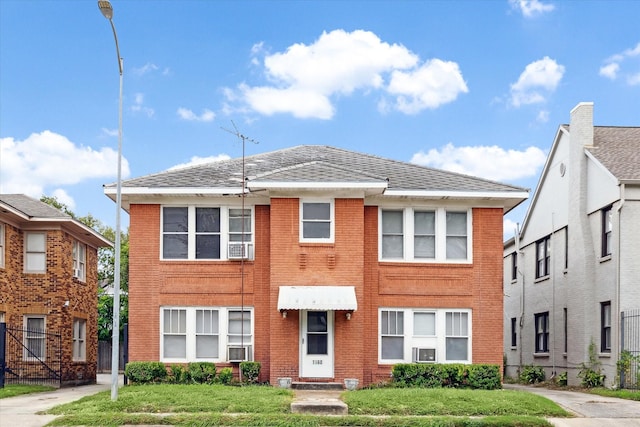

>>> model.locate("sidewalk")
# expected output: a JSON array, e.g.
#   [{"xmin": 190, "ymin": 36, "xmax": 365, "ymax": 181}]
[
  {"xmin": 504, "ymin": 384, "xmax": 640, "ymax": 426},
  {"xmin": 0, "ymin": 374, "xmax": 119, "ymax": 427}
]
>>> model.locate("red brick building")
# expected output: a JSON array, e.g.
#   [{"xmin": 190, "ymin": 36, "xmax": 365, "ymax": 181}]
[
  {"xmin": 0, "ymin": 194, "xmax": 112, "ymax": 386},
  {"xmin": 107, "ymin": 146, "xmax": 527, "ymax": 386}
]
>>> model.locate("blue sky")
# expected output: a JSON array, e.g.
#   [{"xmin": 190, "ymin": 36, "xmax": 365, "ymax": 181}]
[{"xmin": 1, "ymin": 0, "xmax": 639, "ymax": 237}]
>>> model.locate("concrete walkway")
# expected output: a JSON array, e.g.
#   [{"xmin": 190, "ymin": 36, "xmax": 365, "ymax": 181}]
[
  {"xmin": 504, "ymin": 384, "xmax": 640, "ymax": 426},
  {"xmin": 0, "ymin": 374, "xmax": 118, "ymax": 427}
]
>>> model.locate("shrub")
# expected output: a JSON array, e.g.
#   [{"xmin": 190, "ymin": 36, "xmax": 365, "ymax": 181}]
[
  {"xmin": 240, "ymin": 361, "xmax": 261, "ymax": 384},
  {"xmin": 556, "ymin": 371, "xmax": 568, "ymax": 386},
  {"xmin": 519, "ymin": 365, "xmax": 545, "ymax": 384},
  {"xmin": 218, "ymin": 367, "xmax": 233, "ymax": 385},
  {"xmin": 391, "ymin": 363, "xmax": 500, "ymax": 390},
  {"xmin": 125, "ymin": 361, "xmax": 167, "ymax": 384},
  {"xmin": 578, "ymin": 339, "xmax": 605, "ymax": 388},
  {"xmin": 168, "ymin": 364, "xmax": 187, "ymax": 383},
  {"xmin": 188, "ymin": 362, "xmax": 217, "ymax": 384}
]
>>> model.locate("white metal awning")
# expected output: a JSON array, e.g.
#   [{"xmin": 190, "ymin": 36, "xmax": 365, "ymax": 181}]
[{"xmin": 277, "ymin": 286, "xmax": 357, "ymax": 311}]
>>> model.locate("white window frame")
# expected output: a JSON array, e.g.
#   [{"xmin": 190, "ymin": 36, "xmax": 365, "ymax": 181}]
[
  {"xmin": 73, "ymin": 318, "xmax": 86, "ymax": 361},
  {"xmin": 73, "ymin": 240, "xmax": 87, "ymax": 281},
  {"xmin": 379, "ymin": 208, "xmax": 472, "ymax": 263},
  {"xmin": 299, "ymin": 199, "xmax": 334, "ymax": 243},
  {"xmin": 23, "ymin": 315, "xmax": 46, "ymax": 361},
  {"xmin": 25, "ymin": 232, "xmax": 46, "ymax": 273},
  {"xmin": 378, "ymin": 308, "xmax": 472, "ymax": 364},
  {"xmin": 160, "ymin": 206, "xmax": 254, "ymax": 260},
  {"xmin": 445, "ymin": 311, "xmax": 470, "ymax": 362},
  {"xmin": 160, "ymin": 306, "xmax": 254, "ymax": 363},
  {"xmin": 0, "ymin": 222, "xmax": 5, "ymax": 268}
]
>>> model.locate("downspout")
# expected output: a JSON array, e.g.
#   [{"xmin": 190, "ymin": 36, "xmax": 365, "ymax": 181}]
[
  {"xmin": 616, "ymin": 184, "xmax": 625, "ymax": 370},
  {"xmin": 551, "ymin": 212, "xmax": 556, "ymax": 378},
  {"xmin": 515, "ymin": 224, "xmax": 524, "ymax": 371}
]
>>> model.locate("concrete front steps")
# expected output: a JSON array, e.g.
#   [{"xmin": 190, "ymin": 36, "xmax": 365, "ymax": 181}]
[{"xmin": 290, "ymin": 382, "xmax": 348, "ymax": 415}]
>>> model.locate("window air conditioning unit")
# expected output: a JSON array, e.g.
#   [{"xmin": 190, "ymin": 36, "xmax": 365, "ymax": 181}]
[
  {"xmin": 73, "ymin": 268, "xmax": 81, "ymax": 278},
  {"xmin": 228, "ymin": 242, "xmax": 253, "ymax": 260},
  {"xmin": 412, "ymin": 347, "xmax": 436, "ymax": 363},
  {"xmin": 227, "ymin": 345, "xmax": 252, "ymax": 363}
]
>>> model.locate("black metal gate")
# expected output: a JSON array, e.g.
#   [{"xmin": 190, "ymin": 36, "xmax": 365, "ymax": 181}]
[
  {"xmin": 620, "ymin": 309, "xmax": 640, "ymax": 390},
  {"xmin": 0, "ymin": 323, "xmax": 62, "ymax": 388}
]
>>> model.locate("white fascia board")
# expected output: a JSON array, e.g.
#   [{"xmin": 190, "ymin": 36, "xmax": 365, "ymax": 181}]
[
  {"xmin": 0, "ymin": 202, "xmax": 30, "ymax": 221},
  {"xmin": 247, "ymin": 181, "xmax": 388, "ymax": 190},
  {"xmin": 383, "ymin": 190, "xmax": 529, "ymax": 200},
  {"xmin": 103, "ymin": 187, "xmax": 244, "ymax": 196},
  {"xmin": 29, "ymin": 218, "xmax": 114, "ymax": 247},
  {"xmin": 585, "ymin": 150, "xmax": 618, "ymax": 183}
]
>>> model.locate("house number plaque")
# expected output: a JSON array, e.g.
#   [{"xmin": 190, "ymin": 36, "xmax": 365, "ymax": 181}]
[{"xmin": 312, "ymin": 360, "xmax": 323, "ymax": 365}]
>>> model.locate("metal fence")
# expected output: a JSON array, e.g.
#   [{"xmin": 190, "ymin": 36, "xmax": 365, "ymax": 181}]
[
  {"xmin": 620, "ymin": 309, "xmax": 640, "ymax": 390},
  {"xmin": 0, "ymin": 323, "xmax": 62, "ymax": 388}
]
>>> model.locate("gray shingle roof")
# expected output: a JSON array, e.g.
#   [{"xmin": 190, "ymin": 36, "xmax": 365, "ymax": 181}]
[
  {"xmin": 587, "ymin": 126, "xmax": 640, "ymax": 181},
  {"xmin": 0, "ymin": 194, "xmax": 72, "ymax": 219},
  {"xmin": 113, "ymin": 145, "xmax": 526, "ymax": 193}
]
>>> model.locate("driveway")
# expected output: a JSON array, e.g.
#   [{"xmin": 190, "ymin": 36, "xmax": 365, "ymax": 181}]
[
  {"xmin": 504, "ymin": 384, "xmax": 640, "ymax": 426},
  {"xmin": 0, "ymin": 374, "xmax": 119, "ymax": 427}
]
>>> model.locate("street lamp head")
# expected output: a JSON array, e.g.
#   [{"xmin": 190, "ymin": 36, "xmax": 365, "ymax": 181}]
[{"xmin": 98, "ymin": 0, "xmax": 114, "ymax": 20}]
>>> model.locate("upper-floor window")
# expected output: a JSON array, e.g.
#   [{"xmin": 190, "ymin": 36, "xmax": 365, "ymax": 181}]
[
  {"xmin": 161, "ymin": 206, "xmax": 253, "ymax": 260},
  {"xmin": 73, "ymin": 318, "xmax": 86, "ymax": 361},
  {"xmin": 534, "ymin": 312, "xmax": 549, "ymax": 353},
  {"xmin": 380, "ymin": 208, "xmax": 471, "ymax": 262},
  {"xmin": 24, "ymin": 315, "xmax": 46, "ymax": 360},
  {"xmin": 25, "ymin": 232, "xmax": 46, "ymax": 273},
  {"xmin": 161, "ymin": 306, "xmax": 253, "ymax": 363},
  {"xmin": 510, "ymin": 317, "xmax": 517, "ymax": 348},
  {"xmin": 73, "ymin": 241, "xmax": 86, "ymax": 281},
  {"xmin": 0, "ymin": 222, "xmax": 5, "ymax": 268},
  {"xmin": 601, "ymin": 301, "xmax": 611, "ymax": 353},
  {"xmin": 601, "ymin": 206, "xmax": 612, "ymax": 257},
  {"xmin": 300, "ymin": 200, "xmax": 334, "ymax": 243},
  {"xmin": 535, "ymin": 236, "xmax": 550, "ymax": 279},
  {"xmin": 510, "ymin": 252, "xmax": 517, "ymax": 281}
]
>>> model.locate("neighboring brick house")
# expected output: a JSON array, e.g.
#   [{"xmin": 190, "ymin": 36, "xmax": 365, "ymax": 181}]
[
  {"xmin": 106, "ymin": 145, "xmax": 527, "ymax": 387},
  {"xmin": 0, "ymin": 194, "xmax": 112, "ymax": 386},
  {"xmin": 504, "ymin": 103, "xmax": 640, "ymax": 387}
]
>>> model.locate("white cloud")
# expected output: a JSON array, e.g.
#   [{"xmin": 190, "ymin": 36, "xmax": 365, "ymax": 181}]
[
  {"xmin": 509, "ymin": 0, "xmax": 555, "ymax": 18},
  {"xmin": 131, "ymin": 93, "xmax": 155, "ymax": 117},
  {"xmin": 225, "ymin": 29, "xmax": 467, "ymax": 119},
  {"xmin": 387, "ymin": 59, "xmax": 468, "ymax": 114},
  {"xmin": 411, "ymin": 143, "xmax": 547, "ymax": 182},
  {"xmin": 600, "ymin": 42, "xmax": 640, "ymax": 85},
  {"xmin": 177, "ymin": 107, "xmax": 216, "ymax": 122},
  {"xmin": 132, "ymin": 62, "xmax": 159, "ymax": 76},
  {"xmin": 503, "ymin": 218, "xmax": 520, "ymax": 239},
  {"xmin": 101, "ymin": 127, "xmax": 119, "ymax": 137},
  {"xmin": 168, "ymin": 154, "xmax": 231, "ymax": 171},
  {"xmin": 510, "ymin": 57, "xmax": 564, "ymax": 107},
  {"xmin": 536, "ymin": 110, "xmax": 550, "ymax": 123},
  {"xmin": 51, "ymin": 188, "xmax": 76, "ymax": 210},
  {"xmin": 0, "ymin": 131, "xmax": 130, "ymax": 203}
]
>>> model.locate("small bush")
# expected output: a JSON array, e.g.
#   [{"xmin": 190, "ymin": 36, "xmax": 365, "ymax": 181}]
[
  {"xmin": 391, "ymin": 363, "xmax": 500, "ymax": 390},
  {"xmin": 125, "ymin": 361, "xmax": 167, "ymax": 384},
  {"xmin": 579, "ymin": 338, "xmax": 605, "ymax": 388},
  {"xmin": 218, "ymin": 367, "xmax": 233, "ymax": 385},
  {"xmin": 188, "ymin": 362, "xmax": 217, "ymax": 384},
  {"xmin": 240, "ymin": 361, "xmax": 261, "ymax": 384},
  {"xmin": 519, "ymin": 365, "xmax": 545, "ymax": 384},
  {"xmin": 556, "ymin": 371, "xmax": 568, "ymax": 386}
]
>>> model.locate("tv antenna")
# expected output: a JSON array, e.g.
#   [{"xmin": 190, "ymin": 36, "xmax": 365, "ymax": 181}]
[{"xmin": 220, "ymin": 121, "xmax": 258, "ymax": 380}]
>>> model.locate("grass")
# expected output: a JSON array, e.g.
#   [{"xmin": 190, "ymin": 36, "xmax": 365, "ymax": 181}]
[
  {"xmin": 0, "ymin": 384, "xmax": 55, "ymax": 399},
  {"xmin": 43, "ymin": 383, "xmax": 569, "ymax": 426},
  {"xmin": 586, "ymin": 387, "xmax": 640, "ymax": 401}
]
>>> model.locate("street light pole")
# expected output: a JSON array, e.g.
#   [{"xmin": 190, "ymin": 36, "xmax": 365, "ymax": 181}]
[{"xmin": 98, "ymin": 0, "xmax": 123, "ymax": 402}]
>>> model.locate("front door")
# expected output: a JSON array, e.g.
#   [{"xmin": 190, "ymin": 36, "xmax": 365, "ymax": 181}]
[{"xmin": 300, "ymin": 310, "xmax": 334, "ymax": 378}]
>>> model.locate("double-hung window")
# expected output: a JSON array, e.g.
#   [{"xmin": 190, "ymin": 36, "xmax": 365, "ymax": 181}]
[
  {"xmin": 24, "ymin": 315, "xmax": 46, "ymax": 360},
  {"xmin": 379, "ymin": 308, "xmax": 471, "ymax": 364},
  {"xmin": 601, "ymin": 206, "xmax": 612, "ymax": 257},
  {"xmin": 73, "ymin": 318, "xmax": 86, "ymax": 361},
  {"xmin": 535, "ymin": 236, "xmax": 550, "ymax": 279},
  {"xmin": 510, "ymin": 317, "xmax": 517, "ymax": 348},
  {"xmin": 25, "ymin": 232, "xmax": 46, "ymax": 273},
  {"xmin": 161, "ymin": 206, "xmax": 253, "ymax": 260},
  {"xmin": 161, "ymin": 307, "xmax": 253, "ymax": 362},
  {"xmin": 380, "ymin": 208, "xmax": 470, "ymax": 262},
  {"xmin": 601, "ymin": 301, "xmax": 611, "ymax": 353},
  {"xmin": 73, "ymin": 241, "xmax": 86, "ymax": 281},
  {"xmin": 300, "ymin": 201, "xmax": 333, "ymax": 242},
  {"xmin": 510, "ymin": 252, "xmax": 517, "ymax": 281},
  {"xmin": 534, "ymin": 312, "xmax": 549, "ymax": 353},
  {"xmin": 380, "ymin": 310, "xmax": 404, "ymax": 360}
]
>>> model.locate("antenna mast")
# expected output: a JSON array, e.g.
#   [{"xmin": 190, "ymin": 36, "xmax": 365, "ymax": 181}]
[{"xmin": 221, "ymin": 121, "xmax": 258, "ymax": 380}]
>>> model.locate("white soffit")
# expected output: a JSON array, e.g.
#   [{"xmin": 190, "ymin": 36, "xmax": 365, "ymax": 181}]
[{"xmin": 277, "ymin": 286, "xmax": 357, "ymax": 311}]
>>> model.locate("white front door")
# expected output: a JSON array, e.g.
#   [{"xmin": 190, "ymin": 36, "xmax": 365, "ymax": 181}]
[{"xmin": 300, "ymin": 310, "xmax": 334, "ymax": 378}]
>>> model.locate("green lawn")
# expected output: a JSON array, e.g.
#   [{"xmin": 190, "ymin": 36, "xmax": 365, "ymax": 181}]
[
  {"xmin": 587, "ymin": 387, "xmax": 640, "ymax": 401},
  {"xmin": 44, "ymin": 384, "xmax": 571, "ymax": 427},
  {"xmin": 0, "ymin": 384, "xmax": 55, "ymax": 399}
]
